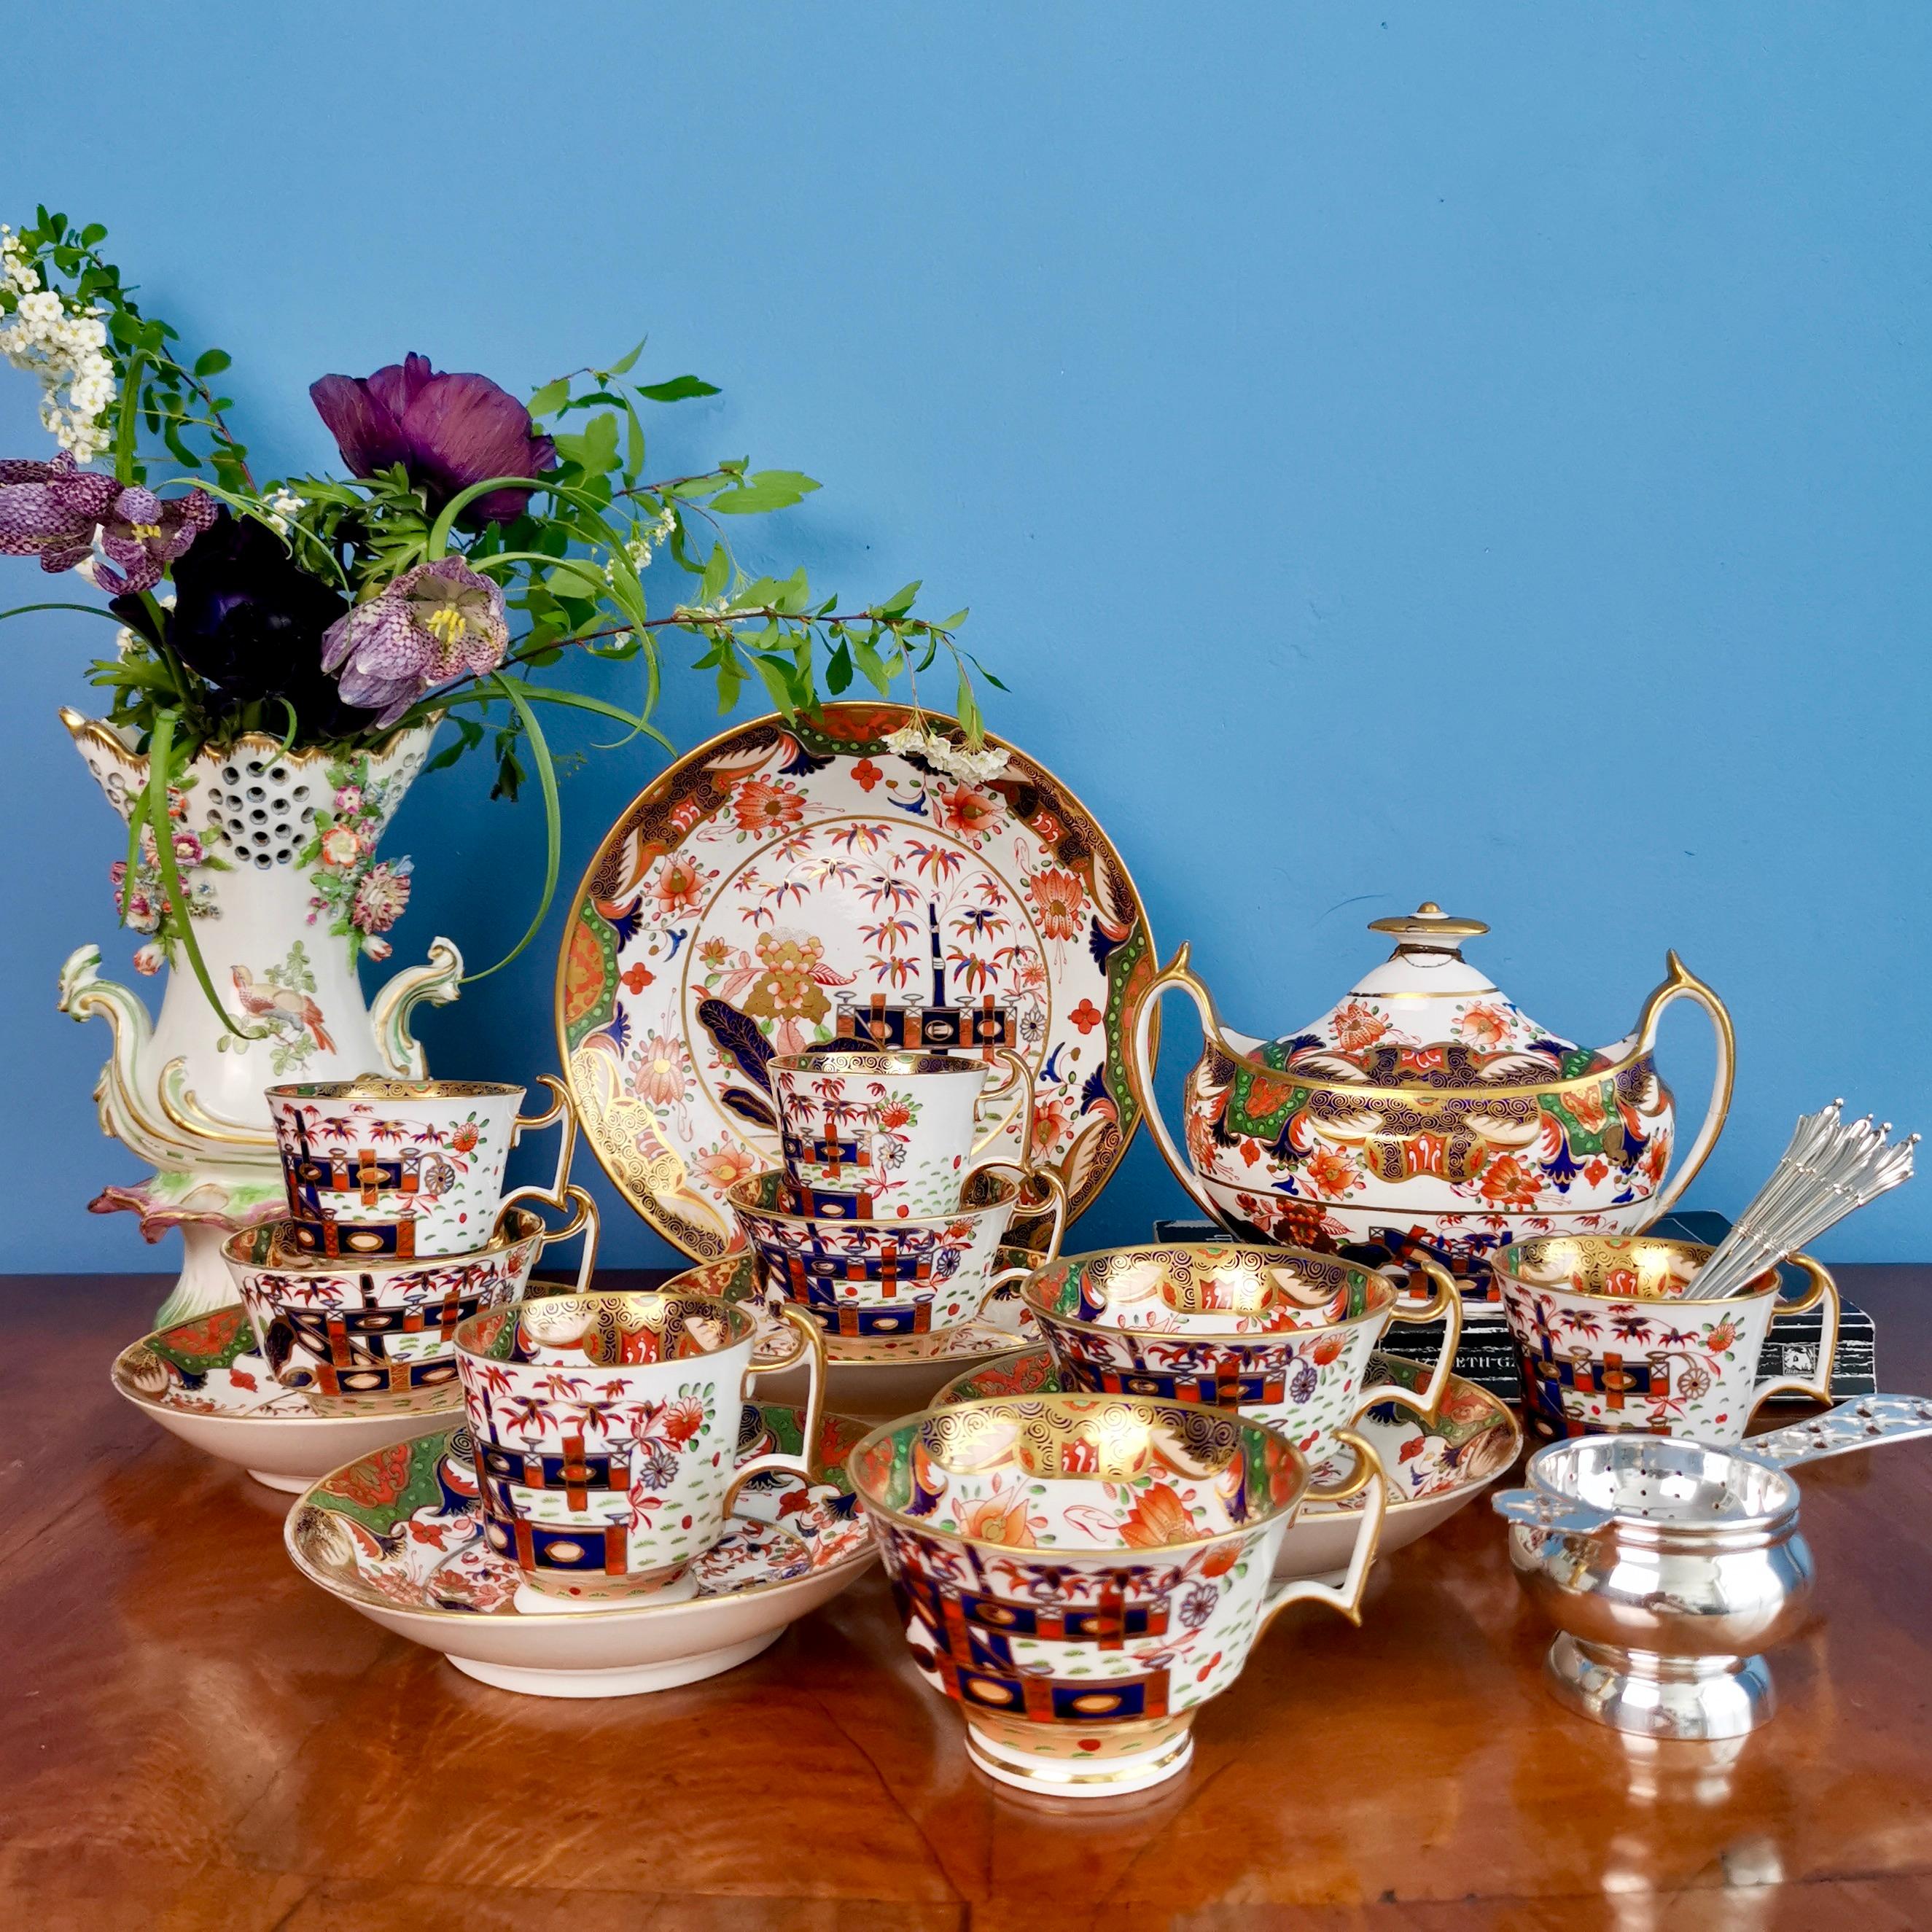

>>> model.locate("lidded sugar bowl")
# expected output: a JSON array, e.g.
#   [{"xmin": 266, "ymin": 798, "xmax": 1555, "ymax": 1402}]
[{"xmin": 1125, "ymin": 904, "xmax": 1734, "ymax": 1293}]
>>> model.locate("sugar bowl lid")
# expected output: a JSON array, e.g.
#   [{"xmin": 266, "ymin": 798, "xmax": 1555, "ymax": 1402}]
[{"xmin": 1283, "ymin": 903, "xmax": 1578, "ymax": 1080}]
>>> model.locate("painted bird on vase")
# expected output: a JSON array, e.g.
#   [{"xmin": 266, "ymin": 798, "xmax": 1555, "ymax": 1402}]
[{"xmin": 230, "ymin": 965, "xmax": 336, "ymax": 1053}]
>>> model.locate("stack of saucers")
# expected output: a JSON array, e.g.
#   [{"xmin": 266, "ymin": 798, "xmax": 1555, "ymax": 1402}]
[{"xmin": 723, "ymin": 1045, "xmax": 1066, "ymax": 1344}]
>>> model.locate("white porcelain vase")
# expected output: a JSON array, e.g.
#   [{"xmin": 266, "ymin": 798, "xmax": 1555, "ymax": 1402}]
[{"xmin": 58, "ymin": 709, "xmax": 464, "ymax": 1325}]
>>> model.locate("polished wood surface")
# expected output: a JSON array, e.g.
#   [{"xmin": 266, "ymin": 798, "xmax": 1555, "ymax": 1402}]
[{"xmin": 7, "ymin": 1266, "xmax": 1932, "ymax": 1931}]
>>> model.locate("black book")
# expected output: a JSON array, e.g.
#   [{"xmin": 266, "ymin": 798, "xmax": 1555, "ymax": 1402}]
[{"xmin": 1148, "ymin": 1210, "xmax": 1877, "ymax": 1406}]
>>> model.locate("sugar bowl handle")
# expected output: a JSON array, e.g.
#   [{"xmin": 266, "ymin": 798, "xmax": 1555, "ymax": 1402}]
[
  {"xmin": 1124, "ymin": 943, "xmax": 1239, "ymax": 1224},
  {"xmin": 1633, "ymin": 953, "xmax": 1736, "ymax": 1219},
  {"xmin": 1259, "ymin": 1430, "xmax": 1388, "ymax": 1634},
  {"xmin": 1356, "ymin": 1255, "xmax": 1464, "ymax": 1425},
  {"xmin": 1748, "ymin": 1252, "xmax": 1841, "ymax": 1417},
  {"xmin": 724, "ymin": 1305, "xmax": 829, "ymax": 1513}
]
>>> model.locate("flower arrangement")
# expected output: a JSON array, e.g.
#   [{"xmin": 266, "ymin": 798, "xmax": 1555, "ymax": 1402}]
[{"xmin": 0, "ymin": 207, "xmax": 1001, "ymax": 1021}]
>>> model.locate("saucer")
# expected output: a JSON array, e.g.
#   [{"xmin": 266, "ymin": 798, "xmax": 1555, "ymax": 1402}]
[
  {"xmin": 285, "ymin": 1403, "xmax": 876, "ymax": 1698},
  {"xmin": 936, "ymin": 1349, "xmax": 1522, "ymax": 1580},
  {"xmin": 112, "ymin": 1303, "xmax": 459, "ymax": 1494},
  {"xmin": 666, "ymin": 1247, "xmax": 1042, "ymax": 1421}
]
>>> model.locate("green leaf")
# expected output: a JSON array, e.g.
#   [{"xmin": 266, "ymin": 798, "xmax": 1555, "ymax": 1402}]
[
  {"xmin": 636, "ymin": 374, "xmax": 721, "ymax": 402},
  {"xmin": 750, "ymin": 652, "xmax": 800, "ymax": 717},
  {"xmin": 424, "ymin": 716, "xmax": 487, "ymax": 773},
  {"xmin": 79, "ymin": 223, "xmax": 106, "ymax": 246},
  {"xmin": 879, "ymin": 580, "xmax": 921, "ymax": 619},
  {"xmin": 192, "ymin": 348, "xmax": 231, "ymax": 379},
  {"xmin": 709, "ymin": 470, "xmax": 822, "ymax": 515},
  {"xmin": 826, "ymin": 639, "xmax": 853, "ymax": 695},
  {"xmin": 144, "ymin": 713, "xmax": 248, "ymax": 1036},
  {"xmin": 552, "ymin": 413, "xmax": 620, "ymax": 475},
  {"xmin": 601, "ymin": 337, "xmax": 647, "ymax": 378},
  {"xmin": 510, "ymin": 682, "xmax": 674, "ymax": 755},
  {"xmin": 852, "ymin": 635, "xmax": 893, "ymax": 695},
  {"xmin": 1, "ymin": 601, "xmax": 127, "ymax": 626},
  {"xmin": 545, "ymin": 559, "xmax": 609, "ymax": 599},
  {"xmin": 698, "ymin": 542, "xmax": 731, "ymax": 603},
  {"xmin": 955, "ymin": 670, "xmax": 984, "ymax": 744},
  {"xmin": 527, "ymin": 376, "xmax": 572, "ymax": 417}
]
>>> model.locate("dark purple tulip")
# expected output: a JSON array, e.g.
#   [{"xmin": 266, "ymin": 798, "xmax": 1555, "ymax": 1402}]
[
  {"xmin": 0, "ymin": 451, "xmax": 214, "ymax": 593},
  {"xmin": 310, "ymin": 353, "xmax": 557, "ymax": 526}
]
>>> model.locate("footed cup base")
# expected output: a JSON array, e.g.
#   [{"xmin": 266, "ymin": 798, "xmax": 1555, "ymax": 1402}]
[
  {"xmin": 1546, "ymin": 1633, "xmax": 1776, "ymax": 1741},
  {"xmin": 963, "ymin": 1711, "xmax": 1196, "ymax": 1798}
]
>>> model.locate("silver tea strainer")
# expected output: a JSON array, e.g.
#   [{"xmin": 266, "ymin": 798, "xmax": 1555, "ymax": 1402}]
[{"xmin": 1493, "ymin": 1395, "xmax": 1932, "ymax": 1740}]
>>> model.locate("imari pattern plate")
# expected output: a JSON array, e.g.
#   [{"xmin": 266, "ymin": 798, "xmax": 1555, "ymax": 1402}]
[
  {"xmin": 284, "ymin": 1405, "xmax": 877, "ymax": 1698},
  {"xmin": 936, "ymin": 1349, "xmax": 1522, "ymax": 1579},
  {"xmin": 555, "ymin": 704, "xmax": 1156, "ymax": 1258}
]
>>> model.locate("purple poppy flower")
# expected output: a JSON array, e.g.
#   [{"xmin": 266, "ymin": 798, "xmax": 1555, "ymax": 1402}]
[
  {"xmin": 321, "ymin": 557, "xmax": 510, "ymax": 725},
  {"xmin": 310, "ymin": 354, "xmax": 557, "ymax": 526},
  {"xmin": 0, "ymin": 451, "xmax": 215, "ymax": 594},
  {"xmin": 120, "ymin": 508, "xmax": 378, "ymax": 739}
]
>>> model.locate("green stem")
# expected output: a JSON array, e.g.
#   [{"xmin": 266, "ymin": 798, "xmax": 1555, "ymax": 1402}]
[
  {"xmin": 461, "ymin": 675, "xmax": 561, "ymax": 982},
  {"xmin": 0, "ymin": 601, "xmax": 128, "ymax": 625},
  {"xmin": 138, "ymin": 590, "xmax": 195, "ymax": 710}
]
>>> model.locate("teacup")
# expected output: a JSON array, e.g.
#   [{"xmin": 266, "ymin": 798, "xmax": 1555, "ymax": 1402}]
[
  {"xmin": 1493, "ymin": 1234, "xmax": 1840, "ymax": 1444},
  {"xmin": 1021, "ymin": 1242, "xmax": 1463, "ymax": 1464},
  {"xmin": 727, "ymin": 1164, "xmax": 1067, "ymax": 1340},
  {"xmin": 266, "ymin": 1074, "xmax": 578, "ymax": 1259},
  {"xmin": 772, "ymin": 1046, "xmax": 1032, "ymax": 1219},
  {"xmin": 224, "ymin": 1192, "xmax": 599, "ymax": 1414},
  {"xmin": 847, "ymin": 1392, "xmax": 1387, "ymax": 1796},
  {"xmin": 453, "ymin": 1289, "xmax": 826, "ymax": 1600}
]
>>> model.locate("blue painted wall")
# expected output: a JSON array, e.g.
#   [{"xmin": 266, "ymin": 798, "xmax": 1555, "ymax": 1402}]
[{"xmin": 3, "ymin": 1, "xmax": 1926, "ymax": 1272}]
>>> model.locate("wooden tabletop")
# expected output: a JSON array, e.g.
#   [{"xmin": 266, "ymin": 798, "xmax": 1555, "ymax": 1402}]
[{"xmin": 6, "ymin": 1266, "xmax": 1932, "ymax": 1931}]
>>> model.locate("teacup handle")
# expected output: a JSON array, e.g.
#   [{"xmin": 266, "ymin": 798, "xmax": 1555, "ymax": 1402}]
[
  {"xmin": 1353, "ymin": 1255, "xmax": 1464, "ymax": 1423},
  {"xmin": 499, "ymin": 1076, "xmax": 582, "ymax": 1220},
  {"xmin": 1748, "ymin": 1253, "xmax": 1841, "ymax": 1417},
  {"xmin": 967, "ymin": 1169, "xmax": 1071, "ymax": 1317},
  {"xmin": 1123, "ymin": 943, "xmax": 1244, "ymax": 1226},
  {"xmin": 972, "ymin": 1047, "xmax": 1036, "ymax": 1157},
  {"xmin": 1631, "ymin": 953, "xmax": 1736, "ymax": 1220},
  {"xmin": 496, "ymin": 1182, "xmax": 602, "ymax": 1293},
  {"xmin": 722, "ymin": 1306, "xmax": 829, "ymax": 1514},
  {"xmin": 1259, "ymin": 1430, "xmax": 1389, "ymax": 1633}
]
